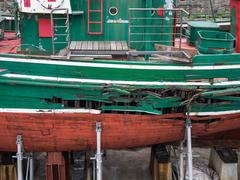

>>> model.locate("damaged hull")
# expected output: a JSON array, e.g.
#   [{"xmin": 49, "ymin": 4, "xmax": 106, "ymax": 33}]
[
  {"xmin": 0, "ymin": 112, "xmax": 240, "ymax": 152},
  {"xmin": 1, "ymin": 54, "xmax": 240, "ymax": 151}
]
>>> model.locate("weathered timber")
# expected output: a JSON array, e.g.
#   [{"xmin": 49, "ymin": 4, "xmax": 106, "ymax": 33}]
[
  {"xmin": 150, "ymin": 145, "xmax": 172, "ymax": 180},
  {"xmin": 0, "ymin": 165, "xmax": 17, "ymax": 180},
  {"xmin": 0, "ymin": 112, "xmax": 239, "ymax": 151}
]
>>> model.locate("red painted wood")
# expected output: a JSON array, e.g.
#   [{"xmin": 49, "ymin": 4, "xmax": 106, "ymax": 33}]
[
  {"xmin": 38, "ymin": 19, "xmax": 52, "ymax": 38},
  {"xmin": 0, "ymin": 32, "xmax": 20, "ymax": 54},
  {"xmin": 0, "ymin": 113, "xmax": 184, "ymax": 152},
  {"xmin": 230, "ymin": 0, "xmax": 240, "ymax": 52},
  {"xmin": 24, "ymin": 0, "xmax": 30, "ymax": 7},
  {"xmin": 0, "ymin": 112, "xmax": 240, "ymax": 151}
]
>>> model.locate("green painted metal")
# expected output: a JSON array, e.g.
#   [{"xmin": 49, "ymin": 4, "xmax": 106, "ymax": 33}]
[
  {"xmin": 196, "ymin": 31, "xmax": 235, "ymax": 54},
  {"xmin": 187, "ymin": 21, "xmax": 219, "ymax": 46},
  {"xmin": 231, "ymin": 8, "xmax": 236, "ymax": 37},
  {"xmin": 1, "ymin": 53, "xmax": 240, "ymax": 114},
  {"xmin": 20, "ymin": 0, "xmax": 176, "ymax": 53}
]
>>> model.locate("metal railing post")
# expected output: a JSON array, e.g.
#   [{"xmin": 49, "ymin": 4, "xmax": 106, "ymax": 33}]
[
  {"xmin": 50, "ymin": 8, "xmax": 70, "ymax": 55},
  {"xmin": 128, "ymin": 8, "xmax": 189, "ymax": 52},
  {"xmin": 179, "ymin": 10, "xmax": 183, "ymax": 50}
]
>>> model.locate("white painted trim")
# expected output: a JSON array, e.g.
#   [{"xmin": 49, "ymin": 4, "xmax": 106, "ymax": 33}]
[
  {"xmin": 2, "ymin": 73, "xmax": 240, "ymax": 86},
  {"xmin": 0, "ymin": 108, "xmax": 101, "ymax": 114},
  {"xmin": 1, "ymin": 57, "xmax": 240, "ymax": 70},
  {"xmin": 1, "ymin": 108, "xmax": 239, "ymax": 116},
  {"xmin": 190, "ymin": 110, "xmax": 240, "ymax": 116}
]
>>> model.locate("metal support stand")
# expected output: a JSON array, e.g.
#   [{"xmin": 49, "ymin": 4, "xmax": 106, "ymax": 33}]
[
  {"xmin": 16, "ymin": 135, "xmax": 23, "ymax": 180},
  {"xmin": 179, "ymin": 142, "xmax": 184, "ymax": 180},
  {"xmin": 14, "ymin": 135, "xmax": 34, "ymax": 180},
  {"xmin": 29, "ymin": 154, "xmax": 34, "ymax": 180},
  {"xmin": 186, "ymin": 118, "xmax": 193, "ymax": 180},
  {"xmin": 91, "ymin": 122, "xmax": 103, "ymax": 180}
]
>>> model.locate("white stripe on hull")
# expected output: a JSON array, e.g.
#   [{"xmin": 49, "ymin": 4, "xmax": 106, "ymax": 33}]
[
  {"xmin": 1, "ymin": 56, "xmax": 240, "ymax": 70},
  {"xmin": 0, "ymin": 108, "xmax": 101, "ymax": 114},
  {"xmin": 189, "ymin": 110, "xmax": 240, "ymax": 116},
  {"xmin": 2, "ymin": 73, "xmax": 240, "ymax": 86},
  {"xmin": 0, "ymin": 108, "xmax": 239, "ymax": 117}
]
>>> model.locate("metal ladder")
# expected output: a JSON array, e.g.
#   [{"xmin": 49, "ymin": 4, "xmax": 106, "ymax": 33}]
[
  {"xmin": 50, "ymin": 8, "xmax": 70, "ymax": 55},
  {"xmin": 87, "ymin": 0, "xmax": 103, "ymax": 35}
]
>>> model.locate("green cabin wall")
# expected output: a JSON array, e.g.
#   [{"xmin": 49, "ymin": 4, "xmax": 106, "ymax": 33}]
[{"xmin": 20, "ymin": 0, "xmax": 176, "ymax": 54}]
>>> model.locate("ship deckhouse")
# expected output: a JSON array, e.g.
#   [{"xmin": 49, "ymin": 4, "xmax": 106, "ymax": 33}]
[{"xmin": 17, "ymin": 0, "xmax": 72, "ymax": 14}]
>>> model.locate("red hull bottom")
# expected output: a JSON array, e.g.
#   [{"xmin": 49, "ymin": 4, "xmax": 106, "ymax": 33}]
[{"xmin": 0, "ymin": 113, "xmax": 240, "ymax": 152}]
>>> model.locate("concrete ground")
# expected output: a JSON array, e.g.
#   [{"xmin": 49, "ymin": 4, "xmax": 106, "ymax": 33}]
[
  {"xmin": 33, "ymin": 147, "xmax": 240, "ymax": 180},
  {"xmin": 102, "ymin": 148, "xmax": 151, "ymax": 180}
]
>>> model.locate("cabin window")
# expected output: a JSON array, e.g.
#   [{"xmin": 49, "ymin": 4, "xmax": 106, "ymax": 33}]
[
  {"xmin": 109, "ymin": 7, "xmax": 118, "ymax": 16},
  {"xmin": 38, "ymin": 18, "xmax": 52, "ymax": 38}
]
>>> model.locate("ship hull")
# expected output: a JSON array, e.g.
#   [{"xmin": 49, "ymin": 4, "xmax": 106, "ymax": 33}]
[{"xmin": 0, "ymin": 112, "xmax": 240, "ymax": 152}]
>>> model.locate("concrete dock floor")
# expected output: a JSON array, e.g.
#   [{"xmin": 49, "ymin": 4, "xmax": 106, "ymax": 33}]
[
  {"xmin": 102, "ymin": 148, "xmax": 151, "ymax": 180},
  {"xmin": 32, "ymin": 148, "xmax": 240, "ymax": 179}
]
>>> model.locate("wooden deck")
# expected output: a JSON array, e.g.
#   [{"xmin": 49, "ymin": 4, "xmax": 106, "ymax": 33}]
[{"xmin": 69, "ymin": 41, "xmax": 129, "ymax": 55}]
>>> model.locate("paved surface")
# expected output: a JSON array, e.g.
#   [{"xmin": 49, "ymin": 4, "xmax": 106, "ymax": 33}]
[
  {"xmin": 33, "ymin": 148, "xmax": 240, "ymax": 180},
  {"xmin": 102, "ymin": 148, "xmax": 151, "ymax": 180}
]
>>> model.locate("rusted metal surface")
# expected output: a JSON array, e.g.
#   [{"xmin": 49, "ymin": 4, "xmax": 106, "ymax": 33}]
[{"xmin": 0, "ymin": 112, "xmax": 240, "ymax": 151}]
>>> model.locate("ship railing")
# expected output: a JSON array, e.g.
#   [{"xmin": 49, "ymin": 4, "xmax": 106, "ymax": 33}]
[
  {"xmin": 50, "ymin": 8, "xmax": 70, "ymax": 55},
  {"xmin": 128, "ymin": 8, "xmax": 189, "ymax": 52}
]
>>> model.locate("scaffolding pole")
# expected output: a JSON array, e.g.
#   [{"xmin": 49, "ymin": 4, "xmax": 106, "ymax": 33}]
[
  {"xmin": 91, "ymin": 122, "xmax": 103, "ymax": 180},
  {"xmin": 186, "ymin": 117, "xmax": 193, "ymax": 180},
  {"xmin": 96, "ymin": 122, "xmax": 102, "ymax": 180},
  {"xmin": 14, "ymin": 135, "xmax": 34, "ymax": 180},
  {"xmin": 16, "ymin": 135, "xmax": 23, "ymax": 180},
  {"xmin": 179, "ymin": 142, "xmax": 184, "ymax": 180}
]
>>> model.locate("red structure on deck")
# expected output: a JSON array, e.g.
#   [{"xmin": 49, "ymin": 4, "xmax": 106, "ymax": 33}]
[{"xmin": 230, "ymin": 0, "xmax": 240, "ymax": 52}]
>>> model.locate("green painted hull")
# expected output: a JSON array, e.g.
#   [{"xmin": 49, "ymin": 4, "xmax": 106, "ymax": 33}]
[{"xmin": 1, "ymin": 53, "xmax": 240, "ymax": 115}]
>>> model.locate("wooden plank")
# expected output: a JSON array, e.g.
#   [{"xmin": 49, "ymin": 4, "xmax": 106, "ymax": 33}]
[
  {"xmin": 99, "ymin": 41, "xmax": 105, "ymax": 51},
  {"xmin": 0, "ymin": 165, "xmax": 17, "ymax": 180},
  {"xmin": 93, "ymin": 41, "xmax": 98, "ymax": 51},
  {"xmin": 69, "ymin": 41, "xmax": 77, "ymax": 50},
  {"xmin": 81, "ymin": 41, "xmax": 88, "ymax": 50},
  {"xmin": 75, "ymin": 41, "xmax": 82, "ymax": 50},
  {"xmin": 104, "ymin": 41, "xmax": 111, "ymax": 51},
  {"xmin": 121, "ymin": 41, "xmax": 128, "ymax": 51},
  {"xmin": 87, "ymin": 41, "xmax": 93, "ymax": 50},
  {"xmin": 110, "ymin": 41, "xmax": 117, "ymax": 51},
  {"xmin": 116, "ymin": 41, "xmax": 122, "ymax": 51}
]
